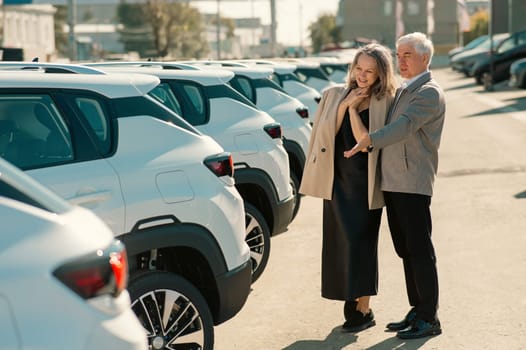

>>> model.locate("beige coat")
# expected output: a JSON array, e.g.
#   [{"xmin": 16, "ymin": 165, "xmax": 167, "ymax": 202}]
[{"xmin": 299, "ymin": 85, "xmax": 392, "ymax": 209}]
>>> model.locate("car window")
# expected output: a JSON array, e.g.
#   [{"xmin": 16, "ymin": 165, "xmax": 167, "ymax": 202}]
[
  {"xmin": 112, "ymin": 95, "xmax": 201, "ymax": 135},
  {"xmin": 269, "ymin": 73, "xmax": 281, "ymax": 87},
  {"xmin": 74, "ymin": 97, "xmax": 112, "ymax": 155},
  {"xmin": 497, "ymin": 37, "xmax": 515, "ymax": 54},
  {"xmin": 0, "ymin": 94, "xmax": 73, "ymax": 169},
  {"xmin": 229, "ymin": 76, "xmax": 255, "ymax": 103},
  {"xmin": 149, "ymin": 83, "xmax": 183, "ymax": 116},
  {"xmin": 164, "ymin": 81, "xmax": 208, "ymax": 126}
]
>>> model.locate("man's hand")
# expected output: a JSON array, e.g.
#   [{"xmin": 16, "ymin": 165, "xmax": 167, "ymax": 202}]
[{"xmin": 344, "ymin": 134, "xmax": 372, "ymax": 158}]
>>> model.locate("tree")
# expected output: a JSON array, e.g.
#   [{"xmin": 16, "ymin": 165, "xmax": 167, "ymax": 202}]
[
  {"xmin": 54, "ymin": 5, "xmax": 69, "ymax": 58},
  {"xmin": 465, "ymin": 10, "xmax": 488, "ymax": 43},
  {"xmin": 308, "ymin": 14, "xmax": 342, "ymax": 54},
  {"xmin": 117, "ymin": 0, "xmax": 209, "ymax": 59},
  {"xmin": 117, "ymin": 1, "xmax": 155, "ymax": 57},
  {"xmin": 145, "ymin": 0, "xmax": 208, "ymax": 59}
]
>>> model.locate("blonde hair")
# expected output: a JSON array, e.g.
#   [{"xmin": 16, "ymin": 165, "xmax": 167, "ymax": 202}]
[{"xmin": 346, "ymin": 43, "xmax": 396, "ymax": 99}]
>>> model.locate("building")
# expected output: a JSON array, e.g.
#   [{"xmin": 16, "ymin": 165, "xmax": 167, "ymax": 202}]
[
  {"xmin": 0, "ymin": 3, "xmax": 56, "ymax": 61},
  {"xmin": 338, "ymin": 0, "xmax": 458, "ymax": 53}
]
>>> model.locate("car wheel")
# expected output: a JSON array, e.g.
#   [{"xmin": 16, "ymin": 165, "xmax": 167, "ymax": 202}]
[
  {"xmin": 128, "ymin": 271, "xmax": 214, "ymax": 350},
  {"xmin": 244, "ymin": 202, "xmax": 271, "ymax": 283},
  {"xmin": 290, "ymin": 172, "xmax": 301, "ymax": 222},
  {"xmin": 475, "ymin": 73, "xmax": 484, "ymax": 85}
]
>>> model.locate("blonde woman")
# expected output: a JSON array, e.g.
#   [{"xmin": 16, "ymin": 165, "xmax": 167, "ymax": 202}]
[{"xmin": 299, "ymin": 43, "xmax": 396, "ymax": 332}]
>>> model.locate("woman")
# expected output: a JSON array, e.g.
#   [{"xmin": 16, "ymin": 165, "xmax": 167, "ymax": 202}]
[{"xmin": 299, "ymin": 43, "xmax": 396, "ymax": 332}]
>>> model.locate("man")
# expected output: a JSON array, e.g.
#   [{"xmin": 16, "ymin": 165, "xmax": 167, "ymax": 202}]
[{"xmin": 344, "ymin": 32, "xmax": 445, "ymax": 339}]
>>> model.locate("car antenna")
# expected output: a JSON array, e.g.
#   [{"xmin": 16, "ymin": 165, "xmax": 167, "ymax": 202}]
[{"xmin": 32, "ymin": 57, "xmax": 39, "ymax": 62}]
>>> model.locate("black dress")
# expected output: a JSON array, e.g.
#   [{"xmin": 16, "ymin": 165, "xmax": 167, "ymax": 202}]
[{"xmin": 321, "ymin": 108, "xmax": 382, "ymax": 301}]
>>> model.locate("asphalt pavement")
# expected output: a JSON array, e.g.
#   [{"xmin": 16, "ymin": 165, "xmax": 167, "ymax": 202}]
[{"xmin": 214, "ymin": 67, "xmax": 526, "ymax": 350}]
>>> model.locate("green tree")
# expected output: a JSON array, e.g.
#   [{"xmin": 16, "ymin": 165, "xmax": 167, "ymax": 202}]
[
  {"xmin": 145, "ymin": 0, "xmax": 208, "ymax": 58},
  {"xmin": 117, "ymin": 0, "xmax": 209, "ymax": 59},
  {"xmin": 117, "ymin": 1, "xmax": 155, "ymax": 57},
  {"xmin": 308, "ymin": 13, "xmax": 341, "ymax": 53},
  {"xmin": 465, "ymin": 10, "xmax": 488, "ymax": 43}
]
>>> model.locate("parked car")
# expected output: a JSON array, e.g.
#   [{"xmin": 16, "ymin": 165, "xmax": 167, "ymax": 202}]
[
  {"xmin": 509, "ymin": 57, "xmax": 526, "ymax": 88},
  {"xmin": 470, "ymin": 30, "xmax": 526, "ymax": 85},
  {"xmin": 272, "ymin": 58, "xmax": 339, "ymax": 93},
  {"xmin": 86, "ymin": 63, "xmax": 296, "ymax": 282},
  {"xmin": 0, "ymin": 156, "xmax": 148, "ymax": 350},
  {"xmin": 187, "ymin": 62, "xmax": 311, "ymax": 221},
  {"xmin": 234, "ymin": 59, "xmax": 322, "ymax": 125},
  {"xmin": 449, "ymin": 33, "xmax": 510, "ymax": 76},
  {"xmin": 303, "ymin": 56, "xmax": 350, "ymax": 84},
  {"xmin": 448, "ymin": 35, "xmax": 489, "ymax": 60},
  {"xmin": 0, "ymin": 70, "xmax": 251, "ymax": 350}
]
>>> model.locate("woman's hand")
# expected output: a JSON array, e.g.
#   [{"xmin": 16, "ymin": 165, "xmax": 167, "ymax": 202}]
[{"xmin": 342, "ymin": 88, "xmax": 369, "ymax": 110}]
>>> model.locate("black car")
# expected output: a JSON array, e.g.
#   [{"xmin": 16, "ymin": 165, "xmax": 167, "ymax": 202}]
[
  {"xmin": 449, "ymin": 33, "xmax": 509, "ymax": 76},
  {"xmin": 448, "ymin": 35, "xmax": 488, "ymax": 60},
  {"xmin": 509, "ymin": 57, "xmax": 526, "ymax": 88},
  {"xmin": 470, "ymin": 30, "xmax": 526, "ymax": 85}
]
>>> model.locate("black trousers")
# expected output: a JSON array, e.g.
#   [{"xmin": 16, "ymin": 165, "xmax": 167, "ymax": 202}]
[{"xmin": 384, "ymin": 191, "xmax": 439, "ymax": 322}]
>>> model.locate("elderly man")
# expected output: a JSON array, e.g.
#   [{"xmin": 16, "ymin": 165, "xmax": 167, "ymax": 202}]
[{"xmin": 345, "ymin": 32, "xmax": 445, "ymax": 339}]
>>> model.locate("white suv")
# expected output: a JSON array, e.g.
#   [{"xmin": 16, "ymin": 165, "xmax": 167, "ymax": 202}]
[
  {"xmin": 236, "ymin": 59, "xmax": 322, "ymax": 125},
  {"xmin": 85, "ymin": 63, "xmax": 295, "ymax": 282},
  {"xmin": 0, "ymin": 156, "xmax": 147, "ymax": 350},
  {"xmin": 185, "ymin": 62, "xmax": 311, "ymax": 221},
  {"xmin": 0, "ymin": 71, "xmax": 251, "ymax": 350}
]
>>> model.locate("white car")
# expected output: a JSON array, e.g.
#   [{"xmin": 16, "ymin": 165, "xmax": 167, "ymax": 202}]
[
  {"xmin": 184, "ymin": 62, "xmax": 311, "ymax": 221},
  {"xmin": 0, "ymin": 70, "xmax": 251, "ymax": 350},
  {"xmin": 86, "ymin": 63, "xmax": 296, "ymax": 282},
  {"xmin": 0, "ymin": 156, "xmax": 148, "ymax": 350},
  {"xmin": 272, "ymin": 58, "xmax": 339, "ymax": 93},
  {"xmin": 235, "ymin": 59, "xmax": 322, "ymax": 125}
]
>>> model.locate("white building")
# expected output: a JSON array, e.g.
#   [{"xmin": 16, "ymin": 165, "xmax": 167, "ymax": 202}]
[{"xmin": 1, "ymin": 4, "xmax": 56, "ymax": 61}]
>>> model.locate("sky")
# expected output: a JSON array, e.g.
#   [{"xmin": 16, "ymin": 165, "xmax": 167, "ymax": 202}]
[{"xmin": 192, "ymin": 0, "xmax": 341, "ymax": 46}]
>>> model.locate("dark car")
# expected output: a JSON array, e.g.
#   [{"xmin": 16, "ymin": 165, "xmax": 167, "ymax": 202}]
[
  {"xmin": 450, "ymin": 33, "xmax": 509, "ymax": 76},
  {"xmin": 509, "ymin": 57, "xmax": 526, "ymax": 88},
  {"xmin": 470, "ymin": 30, "xmax": 526, "ymax": 85},
  {"xmin": 448, "ymin": 35, "xmax": 489, "ymax": 60}
]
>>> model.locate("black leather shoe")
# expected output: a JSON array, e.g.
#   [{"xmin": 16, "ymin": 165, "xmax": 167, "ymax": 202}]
[
  {"xmin": 385, "ymin": 308, "xmax": 417, "ymax": 332},
  {"xmin": 341, "ymin": 309, "xmax": 376, "ymax": 333},
  {"xmin": 397, "ymin": 318, "xmax": 442, "ymax": 339}
]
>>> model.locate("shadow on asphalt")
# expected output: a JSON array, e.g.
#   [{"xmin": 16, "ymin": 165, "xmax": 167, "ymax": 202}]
[
  {"xmin": 281, "ymin": 327, "xmax": 434, "ymax": 350},
  {"xmin": 281, "ymin": 326, "xmax": 357, "ymax": 349},
  {"xmin": 444, "ymin": 81, "xmax": 477, "ymax": 91},
  {"xmin": 365, "ymin": 334, "xmax": 432, "ymax": 350}
]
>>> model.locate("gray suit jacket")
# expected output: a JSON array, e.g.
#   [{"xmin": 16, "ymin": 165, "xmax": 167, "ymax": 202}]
[
  {"xmin": 370, "ymin": 72, "xmax": 445, "ymax": 196},
  {"xmin": 299, "ymin": 85, "xmax": 392, "ymax": 209}
]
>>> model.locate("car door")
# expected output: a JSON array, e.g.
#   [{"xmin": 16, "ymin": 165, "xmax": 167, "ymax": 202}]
[{"xmin": 0, "ymin": 90, "xmax": 126, "ymax": 234}]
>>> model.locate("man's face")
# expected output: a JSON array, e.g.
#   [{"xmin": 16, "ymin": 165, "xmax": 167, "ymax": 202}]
[{"xmin": 396, "ymin": 43, "xmax": 429, "ymax": 79}]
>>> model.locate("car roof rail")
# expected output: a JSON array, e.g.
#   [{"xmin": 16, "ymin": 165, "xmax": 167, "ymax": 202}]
[
  {"xmin": 0, "ymin": 62, "xmax": 106, "ymax": 75},
  {"xmin": 85, "ymin": 61, "xmax": 200, "ymax": 71}
]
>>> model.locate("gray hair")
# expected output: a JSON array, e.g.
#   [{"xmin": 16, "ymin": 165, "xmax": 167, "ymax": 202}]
[{"xmin": 397, "ymin": 32, "xmax": 434, "ymax": 65}]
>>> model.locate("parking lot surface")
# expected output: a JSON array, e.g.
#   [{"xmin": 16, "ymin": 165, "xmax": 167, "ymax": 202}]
[{"xmin": 214, "ymin": 67, "xmax": 526, "ymax": 350}]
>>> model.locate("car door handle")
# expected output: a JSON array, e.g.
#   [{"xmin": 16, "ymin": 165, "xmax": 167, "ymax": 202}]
[{"xmin": 68, "ymin": 190, "xmax": 112, "ymax": 207}]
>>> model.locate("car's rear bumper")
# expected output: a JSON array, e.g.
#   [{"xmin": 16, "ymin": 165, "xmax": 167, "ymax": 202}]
[{"xmin": 214, "ymin": 259, "xmax": 252, "ymax": 325}]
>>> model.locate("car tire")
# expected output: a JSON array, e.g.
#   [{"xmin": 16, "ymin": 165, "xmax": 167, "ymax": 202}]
[
  {"xmin": 244, "ymin": 202, "xmax": 271, "ymax": 283},
  {"xmin": 128, "ymin": 271, "xmax": 214, "ymax": 350},
  {"xmin": 290, "ymin": 172, "xmax": 301, "ymax": 222}
]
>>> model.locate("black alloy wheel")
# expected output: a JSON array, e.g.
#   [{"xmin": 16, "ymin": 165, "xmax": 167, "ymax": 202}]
[
  {"xmin": 128, "ymin": 271, "xmax": 214, "ymax": 350},
  {"xmin": 244, "ymin": 202, "xmax": 271, "ymax": 283}
]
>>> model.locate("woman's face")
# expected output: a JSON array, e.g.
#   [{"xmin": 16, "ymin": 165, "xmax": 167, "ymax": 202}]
[{"xmin": 354, "ymin": 53, "xmax": 379, "ymax": 89}]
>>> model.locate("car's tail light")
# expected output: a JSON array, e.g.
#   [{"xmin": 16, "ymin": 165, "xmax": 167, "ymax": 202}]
[
  {"xmin": 204, "ymin": 152, "xmax": 234, "ymax": 177},
  {"xmin": 53, "ymin": 240, "xmax": 128, "ymax": 299},
  {"xmin": 264, "ymin": 123, "xmax": 282, "ymax": 139},
  {"xmin": 296, "ymin": 106, "xmax": 309, "ymax": 119},
  {"xmin": 314, "ymin": 96, "xmax": 321, "ymax": 104}
]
